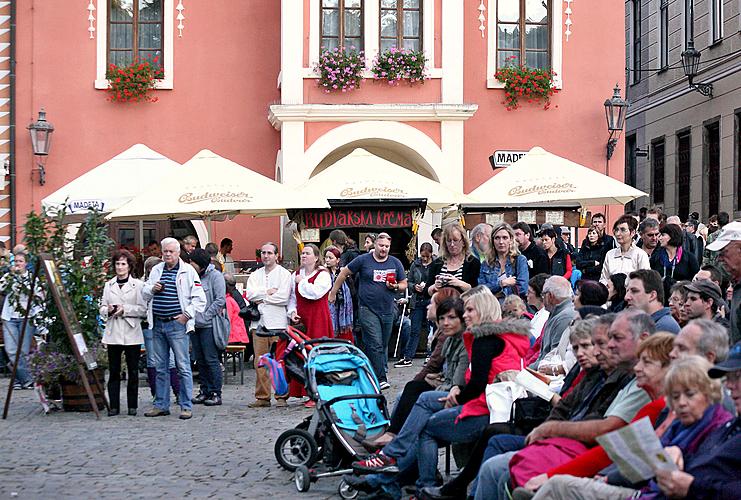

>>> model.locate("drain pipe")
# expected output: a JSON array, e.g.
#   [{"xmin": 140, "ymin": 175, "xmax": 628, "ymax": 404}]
[{"xmin": 8, "ymin": 0, "xmax": 16, "ymax": 247}]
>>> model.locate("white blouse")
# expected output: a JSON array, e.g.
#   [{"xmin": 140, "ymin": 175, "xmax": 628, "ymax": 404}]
[
  {"xmin": 600, "ymin": 244, "xmax": 651, "ymax": 285},
  {"xmin": 287, "ymin": 268, "xmax": 332, "ymax": 316}
]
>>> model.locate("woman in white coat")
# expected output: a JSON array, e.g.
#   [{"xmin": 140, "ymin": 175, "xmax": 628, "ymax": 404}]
[{"xmin": 100, "ymin": 249, "xmax": 147, "ymax": 416}]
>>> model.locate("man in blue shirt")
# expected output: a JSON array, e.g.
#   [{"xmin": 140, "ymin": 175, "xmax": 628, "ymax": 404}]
[
  {"xmin": 329, "ymin": 232, "xmax": 407, "ymax": 389},
  {"xmin": 625, "ymin": 269, "xmax": 680, "ymax": 334}
]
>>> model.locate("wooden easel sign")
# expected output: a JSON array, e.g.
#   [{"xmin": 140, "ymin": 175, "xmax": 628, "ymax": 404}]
[{"xmin": 38, "ymin": 253, "xmax": 109, "ymax": 418}]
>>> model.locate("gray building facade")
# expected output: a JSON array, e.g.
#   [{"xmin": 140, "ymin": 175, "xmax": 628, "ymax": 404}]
[{"xmin": 624, "ymin": 0, "xmax": 740, "ymax": 222}]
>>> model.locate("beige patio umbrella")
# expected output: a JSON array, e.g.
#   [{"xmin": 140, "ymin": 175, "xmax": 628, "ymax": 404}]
[
  {"xmin": 466, "ymin": 146, "xmax": 647, "ymax": 208},
  {"xmin": 42, "ymin": 144, "xmax": 182, "ymax": 222},
  {"xmin": 105, "ymin": 149, "xmax": 329, "ymax": 236}
]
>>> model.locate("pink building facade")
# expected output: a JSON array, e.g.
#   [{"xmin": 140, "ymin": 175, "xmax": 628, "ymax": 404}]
[{"xmin": 6, "ymin": 1, "xmax": 625, "ymax": 260}]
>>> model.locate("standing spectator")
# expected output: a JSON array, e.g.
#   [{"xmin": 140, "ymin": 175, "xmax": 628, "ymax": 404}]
[
  {"xmin": 143, "ymin": 237, "xmax": 206, "ymax": 420},
  {"xmin": 685, "ymin": 219, "xmax": 704, "ymax": 261},
  {"xmin": 329, "ymin": 229, "xmax": 360, "ymax": 267},
  {"xmin": 141, "ymin": 256, "xmax": 181, "ymax": 403},
  {"xmin": 470, "ymin": 223, "xmax": 493, "ymax": 263},
  {"xmin": 431, "ymin": 227, "xmax": 442, "ymax": 250},
  {"xmin": 582, "ymin": 212, "xmax": 616, "ymax": 252},
  {"xmin": 189, "ymin": 249, "xmax": 226, "ymax": 407},
  {"xmin": 513, "ymin": 222, "xmax": 549, "ymax": 277},
  {"xmin": 426, "ymin": 223, "xmax": 481, "ymax": 296},
  {"xmin": 217, "ymin": 238, "xmax": 235, "ymax": 273},
  {"xmin": 576, "ymin": 226, "xmax": 605, "ymax": 281},
  {"xmin": 625, "ymin": 269, "xmax": 680, "ymax": 333},
  {"xmin": 204, "ymin": 242, "xmax": 221, "ymax": 270},
  {"xmin": 100, "ymin": 248, "xmax": 147, "ymax": 416},
  {"xmin": 606, "ymin": 273, "xmax": 628, "ymax": 313},
  {"xmin": 478, "ymin": 222, "xmax": 528, "ymax": 299},
  {"xmin": 144, "ymin": 240, "xmax": 161, "ymax": 258},
  {"xmin": 530, "ymin": 276, "xmax": 577, "ymax": 370},
  {"xmin": 245, "ymin": 242, "xmax": 293, "ymax": 408},
  {"xmin": 650, "ymin": 223, "xmax": 700, "ymax": 300},
  {"xmin": 540, "ymin": 228, "xmax": 572, "ymax": 280},
  {"xmin": 665, "ymin": 215, "xmax": 698, "ymax": 259},
  {"xmin": 182, "ymin": 235, "xmax": 198, "ymax": 254},
  {"xmin": 324, "ymin": 246, "xmax": 354, "ymax": 343},
  {"xmin": 398, "ymin": 242, "xmax": 434, "ymax": 367},
  {"xmin": 363, "ymin": 233, "xmax": 378, "ymax": 253},
  {"xmin": 223, "ymin": 272, "xmax": 251, "ymax": 360},
  {"xmin": 600, "ymin": 215, "xmax": 651, "ymax": 285},
  {"xmin": 329, "ymin": 233, "xmax": 407, "ymax": 389},
  {"xmin": 636, "ymin": 217, "xmax": 661, "ymax": 258},
  {"xmin": 706, "ymin": 220, "xmax": 741, "ymax": 343},
  {"xmin": 1, "ymin": 251, "xmax": 43, "ymax": 390},
  {"xmin": 682, "ymin": 280, "xmax": 727, "ymax": 326},
  {"xmin": 559, "ymin": 228, "xmax": 577, "ymax": 262}
]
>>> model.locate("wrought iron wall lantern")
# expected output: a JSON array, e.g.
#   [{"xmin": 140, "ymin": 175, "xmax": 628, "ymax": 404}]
[
  {"xmin": 604, "ymin": 85, "xmax": 627, "ymax": 160},
  {"xmin": 27, "ymin": 108, "xmax": 55, "ymax": 185}
]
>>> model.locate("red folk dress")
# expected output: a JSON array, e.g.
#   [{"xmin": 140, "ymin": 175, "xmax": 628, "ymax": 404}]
[{"xmin": 286, "ymin": 267, "xmax": 334, "ymax": 397}]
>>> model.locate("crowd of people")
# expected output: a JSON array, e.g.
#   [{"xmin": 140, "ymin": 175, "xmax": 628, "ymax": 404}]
[{"xmin": 1, "ymin": 207, "xmax": 740, "ymax": 499}]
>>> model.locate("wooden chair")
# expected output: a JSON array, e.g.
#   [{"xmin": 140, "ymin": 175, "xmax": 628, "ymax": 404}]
[{"xmin": 222, "ymin": 344, "xmax": 246, "ymax": 385}]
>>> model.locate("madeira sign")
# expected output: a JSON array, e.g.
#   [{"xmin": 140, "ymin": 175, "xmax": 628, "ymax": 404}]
[{"xmin": 489, "ymin": 150, "xmax": 527, "ymax": 169}]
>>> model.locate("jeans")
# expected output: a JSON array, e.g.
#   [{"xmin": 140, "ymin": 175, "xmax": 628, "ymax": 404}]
[
  {"xmin": 383, "ymin": 390, "xmax": 447, "ymax": 460},
  {"xmin": 388, "ymin": 379, "xmax": 434, "ymax": 434},
  {"xmin": 152, "ymin": 319, "xmax": 193, "ymax": 411},
  {"xmin": 416, "ymin": 406, "xmax": 490, "ymax": 489},
  {"xmin": 471, "ymin": 434, "xmax": 526, "ymax": 496},
  {"xmin": 191, "ymin": 326, "xmax": 223, "ymax": 396},
  {"xmin": 3, "ymin": 319, "xmax": 34, "ymax": 385},
  {"xmin": 393, "ymin": 315, "xmax": 411, "ymax": 358},
  {"xmin": 531, "ymin": 475, "xmax": 638, "ymax": 500},
  {"xmin": 143, "ymin": 328, "xmax": 176, "ymax": 369},
  {"xmin": 406, "ymin": 302, "xmax": 429, "ymax": 359},
  {"xmin": 358, "ymin": 306, "xmax": 395, "ymax": 382},
  {"xmin": 107, "ymin": 344, "xmax": 140, "ymax": 410}
]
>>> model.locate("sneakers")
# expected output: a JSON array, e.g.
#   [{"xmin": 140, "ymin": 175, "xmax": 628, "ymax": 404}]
[
  {"xmin": 144, "ymin": 408, "xmax": 171, "ymax": 417},
  {"xmin": 191, "ymin": 392, "xmax": 208, "ymax": 405},
  {"xmin": 275, "ymin": 399, "xmax": 288, "ymax": 407},
  {"xmin": 203, "ymin": 394, "xmax": 222, "ymax": 406},
  {"xmin": 304, "ymin": 399, "xmax": 316, "ymax": 408},
  {"xmin": 393, "ymin": 358, "xmax": 413, "ymax": 368},
  {"xmin": 353, "ymin": 453, "xmax": 399, "ymax": 474},
  {"xmin": 379, "ymin": 381, "xmax": 391, "ymax": 391},
  {"xmin": 179, "ymin": 409, "xmax": 193, "ymax": 420},
  {"xmin": 248, "ymin": 399, "xmax": 271, "ymax": 408},
  {"xmin": 12, "ymin": 382, "xmax": 22, "ymax": 390}
]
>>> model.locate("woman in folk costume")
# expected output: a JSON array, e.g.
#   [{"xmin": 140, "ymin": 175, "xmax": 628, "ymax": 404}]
[
  {"xmin": 324, "ymin": 245, "xmax": 354, "ymax": 342},
  {"xmin": 287, "ymin": 243, "xmax": 334, "ymax": 406}
]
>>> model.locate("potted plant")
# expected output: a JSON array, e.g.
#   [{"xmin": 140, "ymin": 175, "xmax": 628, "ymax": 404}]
[
  {"xmin": 20, "ymin": 207, "xmax": 113, "ymax": 411},
  {"xmin": 105, "ymin": 56, "xmax": 164, "ymax": 103},
  {"xmin": 494, "ymin": 58, "xmax": 558, "ymax": 110},
  {"xmin": 314, "ymin": 47, "xmax": 365, "ymax": 93},
  {"xmin": 371, "ymin": 47, "xmax": 427, "ymax": 85}
]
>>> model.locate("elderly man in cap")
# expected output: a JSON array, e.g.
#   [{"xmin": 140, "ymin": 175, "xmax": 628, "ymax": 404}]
[
  {"xmin": 706, "ymin": 220, "xmax": 741, "ymax": 343},
  {"xmin": 653, "ymin": 342, "xmax": 741, "ymax": 499},
  {"xmin": 682, "ymin": 279, "xmax": 728, "ymax": 327}
]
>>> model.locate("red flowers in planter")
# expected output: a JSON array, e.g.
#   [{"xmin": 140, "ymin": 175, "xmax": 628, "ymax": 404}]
[
  {"xmin": 494, "ymin": 58, "xmax": 558, "ymax": 110},
  {"xmin": 105, "ymin": 57, "xmax": 164, "ymax": 103}
]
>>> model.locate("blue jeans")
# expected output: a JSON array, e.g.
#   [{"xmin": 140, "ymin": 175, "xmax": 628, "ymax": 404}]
[
  {"xmin": 405, "ymin": 303, "xmax": 429, "ymax": 360},
  {"xmin": 416, "ymin": 406, "xmax": 490, "ymax": 489},
  {"xmin": 472, "ymin": 434, "xmax": 527, "ymax": 500},
  {"xmin": 358, "ymin": 306, "xmax": 395, "ymax": 382},
  {"xmin": 142, "ymin": 328, "xmax": 176, "ymax": 369},
  {"xmin": 383, "ymin": 390, "xmax": 447, "ymax": 459},
  {"xmin": 152, "ymin": 319, "xmax": 193, "ymax": 411},
  {"xmin": 191, "ymin": 326, "xmax": 222, "ymax": 396},
  {"xmin": 3, "ymin": 319, "xmax": 34, "ymax": 385}
]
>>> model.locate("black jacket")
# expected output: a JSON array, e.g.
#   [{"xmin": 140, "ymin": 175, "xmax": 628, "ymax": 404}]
[
  {"xmin": 650, "ymin": 247, "xmax": 700, "ymax": 283},
  {"xmin": 576, "ymin": 241, "xmax": 606, "ymax": 281},
  {"xmin": 546, "ymin": 247, "xmax": 571, "ymax": 278},
  {"xmin": 424, "ymin": 256, "xmax": 481, "ymax": 296},
  {"xmin": 521, "ymin": 242, "xmax": 549, "ymax": 277}
]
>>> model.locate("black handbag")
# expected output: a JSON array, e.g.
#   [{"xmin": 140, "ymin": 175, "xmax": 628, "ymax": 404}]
[
  {"xmin": 239, "ymin": 302, "xmax": 261, "ymax": 322},
  {"xmin": 509, "ymin": 396, "xmax": 552, "ymax": 435}
]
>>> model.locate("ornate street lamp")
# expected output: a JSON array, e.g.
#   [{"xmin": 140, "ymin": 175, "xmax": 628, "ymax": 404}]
[
  {"xmin": 27, "ymin": 108, "xmax": 54, "ymax": 185},
  {"xmin": 680, "ymin": 40, "xmax": 713, "ymax": 98},
  {"xmin": 604, "ymin": 85, "xmax": 627, "ymax": 160}
]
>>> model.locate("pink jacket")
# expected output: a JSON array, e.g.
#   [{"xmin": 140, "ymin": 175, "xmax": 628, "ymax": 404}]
[{"xmin": 226, "ymin": 294, "xmax": 249, "ymax": 344}]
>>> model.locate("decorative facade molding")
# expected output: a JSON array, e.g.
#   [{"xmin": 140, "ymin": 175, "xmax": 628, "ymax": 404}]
[
  {"xmin": 88, "ymin": 0, "xmax": 96, "ymax": 39},
  {"xmin": 0, "ymin": 1, "xmax": 9, "ymax": 244},
  {"xmin": 176, "ymin": 0, "xmax": 185, "ymax": 37},
  {"xmin": 268, "ymin": 103, "xmax": 478, "ymax": 130},
  {"xmin": 478, "ymin": 1, "xmax": 486, "ymax": 38},
  {"xmin": 565, "ymin": 0, "xmax": 573, "ymax": 41}
]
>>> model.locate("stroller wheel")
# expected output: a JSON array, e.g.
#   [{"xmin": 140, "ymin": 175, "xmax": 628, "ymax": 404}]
[
  {"xmin": 295, "ymin": 465, "xmax": 311, "ymax": 492},
  {"xmin": 338, "ymin": 479, "xmax": 359, "ymax": 499},
  {"xmin": 275, "ymin": 428, "xmax": 319, "ymax": 471}
]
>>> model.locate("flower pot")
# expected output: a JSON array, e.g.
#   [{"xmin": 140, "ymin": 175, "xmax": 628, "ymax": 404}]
[{"xmin": 60, "ymin": 368, "xmax": 106, "ymax": 412}]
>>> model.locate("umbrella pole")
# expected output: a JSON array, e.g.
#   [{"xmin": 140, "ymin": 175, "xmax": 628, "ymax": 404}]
[
  {"xmin": 208, "ymin": 217, "xmax": 213, "ymax": 244},
  {"xmin": 138, "ymin": 220, "xmax": 144, "ymax": 249}
]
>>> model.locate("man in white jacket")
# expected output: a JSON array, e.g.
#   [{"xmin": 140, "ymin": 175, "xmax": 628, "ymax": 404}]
[
  {"xmin": 245, "ymin": 242, "xmax": 293, "ymax": 408},
  {"xmin": 142, "ymin": 237, "xmax": 206, "ymax": 420}
]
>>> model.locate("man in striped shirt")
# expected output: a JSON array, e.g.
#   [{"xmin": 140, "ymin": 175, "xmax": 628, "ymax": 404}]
[{"xmin": 143, "ymin": 237, "xmax": 206, "ymax": 420}]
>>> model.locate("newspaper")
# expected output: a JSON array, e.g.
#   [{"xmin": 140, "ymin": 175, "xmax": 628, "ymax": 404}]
[
  {"xmin": 514, "ymin": 368, "xmax": 554, "ymax": 401},
  {"xmin": 595, "ymin": 416, "xmax": 677, "ymax": 483}
]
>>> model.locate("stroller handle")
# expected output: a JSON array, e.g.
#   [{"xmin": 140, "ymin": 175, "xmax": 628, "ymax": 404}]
[{"xmin": 304, "ymin": 338, "xmax": 352, "ymax": 347}]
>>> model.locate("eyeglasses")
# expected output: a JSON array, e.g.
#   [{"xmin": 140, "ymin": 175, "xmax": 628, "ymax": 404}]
[
  {"xmin": 448, "ymin": 239, "xmax": 463, "ymax": 245},
  {"xmin": 614, "ymin": 227, "xmax": 632, "ymax": 234}
]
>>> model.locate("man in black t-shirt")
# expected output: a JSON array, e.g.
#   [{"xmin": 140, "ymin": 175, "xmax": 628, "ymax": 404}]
[{"xmin": 513, "ymin": 221, "xmax": 549, "ymax": 277}]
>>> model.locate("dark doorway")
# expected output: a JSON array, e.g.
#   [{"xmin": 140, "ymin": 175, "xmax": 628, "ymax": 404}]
[
  {"xmin": 625, "ymin": 135, "xmax": 637, "ymax": 212},
  {"xmin": 705, "ymin": 122, "xmax": 721, "ymax": 218},
  {"xmin": 677, "ymin": 131, "xmax": 691, "ymax": 222}
]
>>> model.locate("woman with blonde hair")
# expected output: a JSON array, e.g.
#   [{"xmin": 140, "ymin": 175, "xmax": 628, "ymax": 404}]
[
  {"xmin": 426, "ymin": 223, "xmax": 481, "ymax": 296},
  {"xmin": 479, "ymin": 222, "xmax": 529, "ymax": 300}
]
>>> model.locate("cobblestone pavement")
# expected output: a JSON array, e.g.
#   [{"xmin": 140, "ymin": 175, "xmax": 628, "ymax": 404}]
[{"xmin": 0, "ymin": 362, "xmax": 418, "ymax": 499}]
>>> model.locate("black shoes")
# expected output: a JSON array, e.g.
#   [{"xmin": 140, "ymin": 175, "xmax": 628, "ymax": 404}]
[
  {"xmin": 203, "ymin": 394, "xmax": 222, "ymax": 406},
  {"xmin": 107, "ymin": 409, "xmax": 120, "ymax": 417},
  {"xmin": 418, "ymin": 484, "xmax": 466, "ymax": 500},
  {"xmin": 128, "ymin": 408, "xmax": 137, "ymax": 416},
  {"xmin": 191, "ymin": 392, "xmax": 208, "ymax": 404}
]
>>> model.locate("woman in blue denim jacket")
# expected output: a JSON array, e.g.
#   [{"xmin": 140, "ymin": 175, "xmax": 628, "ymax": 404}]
[{"xmin": 478, "ymin": 222, "xmax": 529, "ymax": 299}]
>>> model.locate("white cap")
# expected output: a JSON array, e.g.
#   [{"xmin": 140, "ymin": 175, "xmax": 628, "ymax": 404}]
[{"xmin": 706, "ymin": 221, "xmax": 741, "ymax": 251}]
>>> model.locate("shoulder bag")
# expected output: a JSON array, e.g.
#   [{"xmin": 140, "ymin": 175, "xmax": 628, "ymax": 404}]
[{"xmin": 212, "ymin": 308, "xmax": 231, "ymax": 350}]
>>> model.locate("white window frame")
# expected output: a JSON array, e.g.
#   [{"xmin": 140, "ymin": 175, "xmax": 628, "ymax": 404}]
[
  {"xmin": 710, "ymin": 0, "xmax": 724, "ymax": 43},
  {"xmin": 306, "ymin": 0, "xmax": 440, "ymax": 79},
  {"xmin": 94, "ymin": 0, "xmax": 174, "ymax": 90},
  {"xmin": 486, "ymin": 0, "xmax": 562, "ymax": 89}
]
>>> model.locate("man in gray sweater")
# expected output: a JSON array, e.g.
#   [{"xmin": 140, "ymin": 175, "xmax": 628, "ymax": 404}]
[{"xmin": 530, "ymin": 276, "xmax": 577, "ymax": 370}]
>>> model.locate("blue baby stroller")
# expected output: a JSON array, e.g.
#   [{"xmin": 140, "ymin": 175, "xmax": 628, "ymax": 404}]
[{"xmin": 273, "ymin": 334, "xmax": 390, "ymax": 498}]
